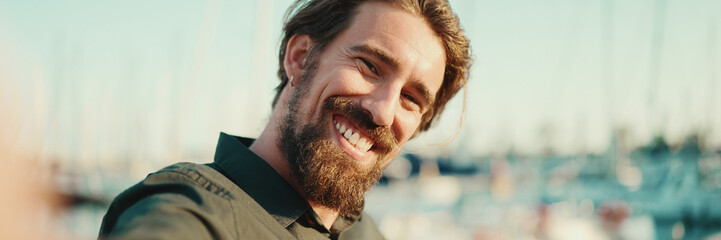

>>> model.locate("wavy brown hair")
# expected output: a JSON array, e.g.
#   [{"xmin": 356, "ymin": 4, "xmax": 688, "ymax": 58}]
[{"xmin": 274, "ymin": 0, "xmax": 471, "ymax": 135}]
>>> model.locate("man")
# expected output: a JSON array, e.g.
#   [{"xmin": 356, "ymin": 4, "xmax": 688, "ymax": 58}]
[{"xmin": 99, "ymin": 0, "xmax": 470, "ymax": 239}]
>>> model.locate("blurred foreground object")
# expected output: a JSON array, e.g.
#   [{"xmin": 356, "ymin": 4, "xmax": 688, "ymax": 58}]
[{"xmin": 0, "ymin": 77, "xmax": 70, "ymax": 239}]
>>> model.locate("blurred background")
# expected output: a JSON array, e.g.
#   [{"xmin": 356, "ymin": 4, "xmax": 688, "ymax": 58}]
[{"xmin": 1, "ymin": 0, "xmax": 720, "ymax": 239}]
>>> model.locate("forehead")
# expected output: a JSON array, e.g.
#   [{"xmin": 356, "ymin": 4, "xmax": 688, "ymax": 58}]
[{"xmin": 331, "ymin": 1, "xmax": 446, "ymax": 94}]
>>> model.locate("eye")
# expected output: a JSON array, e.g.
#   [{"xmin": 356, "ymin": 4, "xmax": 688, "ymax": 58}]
[
  {"xmin": 356, "ymin": 58, "xmax": 379, "ymax": 76},
  {"xmin": 401, "ymin": 93, "xmax": 421, "ymax": 111}
]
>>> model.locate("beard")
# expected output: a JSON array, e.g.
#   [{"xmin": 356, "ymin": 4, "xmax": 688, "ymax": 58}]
[{"xmin": 278, "ymin": 59, "xmax": 399, "ymax": 217}]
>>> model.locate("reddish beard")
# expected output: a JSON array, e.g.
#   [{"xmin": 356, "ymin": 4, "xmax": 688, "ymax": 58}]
[{"xmin": 278, "ymin": 61, "xmax": 398, "ymax": 217}]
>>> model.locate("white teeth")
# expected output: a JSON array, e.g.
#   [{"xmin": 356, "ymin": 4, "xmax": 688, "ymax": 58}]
[
  {"xmin": 358, "ymin": 138, "xmax": 367, "ymax": 151},
  {"xmin": 344, "ymin": 128, "xmax": 353, "ymax": 139},
  {"xmin": 359, "ymin": 139, "xmax": 373, "ymax": 152},
  {"xmin": 349, "ymin": 132, "xmax": 360, "ymax": 145},
  {"xmin": 335, "ymin": 121, "xmax": 374, "ymax": 152}
]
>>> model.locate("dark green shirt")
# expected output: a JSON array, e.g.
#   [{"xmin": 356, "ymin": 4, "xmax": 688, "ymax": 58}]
[{"xmin": 99, "ymin": 132, "xmax": 385, "ymax": 239}]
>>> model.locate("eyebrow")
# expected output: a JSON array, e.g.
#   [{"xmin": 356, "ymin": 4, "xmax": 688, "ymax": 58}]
[
  {"xmin": 350, "ymin": 44, "xmax": 400, "ymax": 71},
  {"xmin": 349, "ymin": 44, "xmax": 436, "ymax": 110}
]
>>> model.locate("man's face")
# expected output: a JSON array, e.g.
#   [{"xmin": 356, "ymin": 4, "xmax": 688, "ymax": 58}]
[{"xmin": 279, "ymin": 2, "xmax": 446, "ymax": 216}]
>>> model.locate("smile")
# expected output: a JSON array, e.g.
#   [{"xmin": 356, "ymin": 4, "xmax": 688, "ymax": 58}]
[{"xmin": 333, "ymin": 118, "xmax": 374, "ymax": 152}]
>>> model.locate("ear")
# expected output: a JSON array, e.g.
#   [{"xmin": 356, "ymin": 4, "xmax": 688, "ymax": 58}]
[{"xmin": 283, "ymin": 34, "xmax": 313, "ymax": 81}]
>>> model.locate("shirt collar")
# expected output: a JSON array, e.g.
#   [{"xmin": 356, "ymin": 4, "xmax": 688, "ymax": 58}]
[{"xmin": 212, "ymin": 132, "xmax": 309, "ymax": 228}]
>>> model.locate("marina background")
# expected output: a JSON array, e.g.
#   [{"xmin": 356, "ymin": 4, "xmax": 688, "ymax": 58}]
[{"xmin": 1, "ymin": 0, "xmax": 720, "ymax": 239}]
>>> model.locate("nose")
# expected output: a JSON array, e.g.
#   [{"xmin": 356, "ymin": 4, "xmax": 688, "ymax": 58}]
[{"xmin": 360, "ymin": 85, "xmax": 400, "ymax": 127}]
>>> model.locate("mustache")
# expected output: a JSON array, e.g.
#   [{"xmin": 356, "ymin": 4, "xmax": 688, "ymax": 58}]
[{"xmin": 324, "ymin": 96, "xmax": 398, "ymax": 154}]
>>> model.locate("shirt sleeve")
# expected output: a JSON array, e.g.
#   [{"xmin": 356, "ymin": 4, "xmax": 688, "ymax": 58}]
[
  {"xmin": 102, "ymin": 192, "xmax": 218, "ymax": 240},
  {"xmin": 99, "ymin": 168, "xmax": 236, "ymax": 240}
]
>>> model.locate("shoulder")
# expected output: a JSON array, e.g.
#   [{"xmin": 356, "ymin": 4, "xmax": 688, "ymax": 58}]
[
  {"xmin": 111, "ymin": 162, "xmax": 238, "ymax": 208},
  {"xmin": 100, "ymin": 162, "xmax": 300, "ymax": 240},
  {"xmin": 99, "ymin": 162, "xmax": 240, "ymax": 239},
  {"xmin": 143, "ymin": 162, "xmax": 236, "ymax": 200}
]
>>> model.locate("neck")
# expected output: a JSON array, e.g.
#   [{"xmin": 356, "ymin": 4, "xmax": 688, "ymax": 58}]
[
  {"xmin": 248, "ymin": 123, "xmax": 296, "ymax": 189},
  {"xmin": 311, "ymin": 203, "xmax": 340, "ymax": 230}
]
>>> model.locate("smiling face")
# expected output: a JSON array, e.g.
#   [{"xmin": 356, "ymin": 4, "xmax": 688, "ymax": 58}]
[
  {"xmin": 278, "ymin": 1, "xmax": 446, "ymax": 216},
  {"xmin": 292, "ymin": 1, "xmax": 445, "ymax": 166}
]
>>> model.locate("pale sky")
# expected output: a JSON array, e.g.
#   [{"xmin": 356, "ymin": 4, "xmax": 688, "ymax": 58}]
[{"xmin": 1, "ymin": 0, "xmax": 720, "ymax": 168}]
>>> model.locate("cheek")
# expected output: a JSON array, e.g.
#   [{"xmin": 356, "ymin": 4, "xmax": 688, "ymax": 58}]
[
  {"xmin": 393, "ymin": 111, "xmax": 422, "ymax": 143},
  {"xmin": 302, "ymin": 68, "xmax": 348, "ymax": 109},
  {"xmin": 333, "ymin": 69, "xmax": 373, "ymax": 95},
  {"xmin": 316, "ymin": 67, "xmax": 370, "ymax": 98}
]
